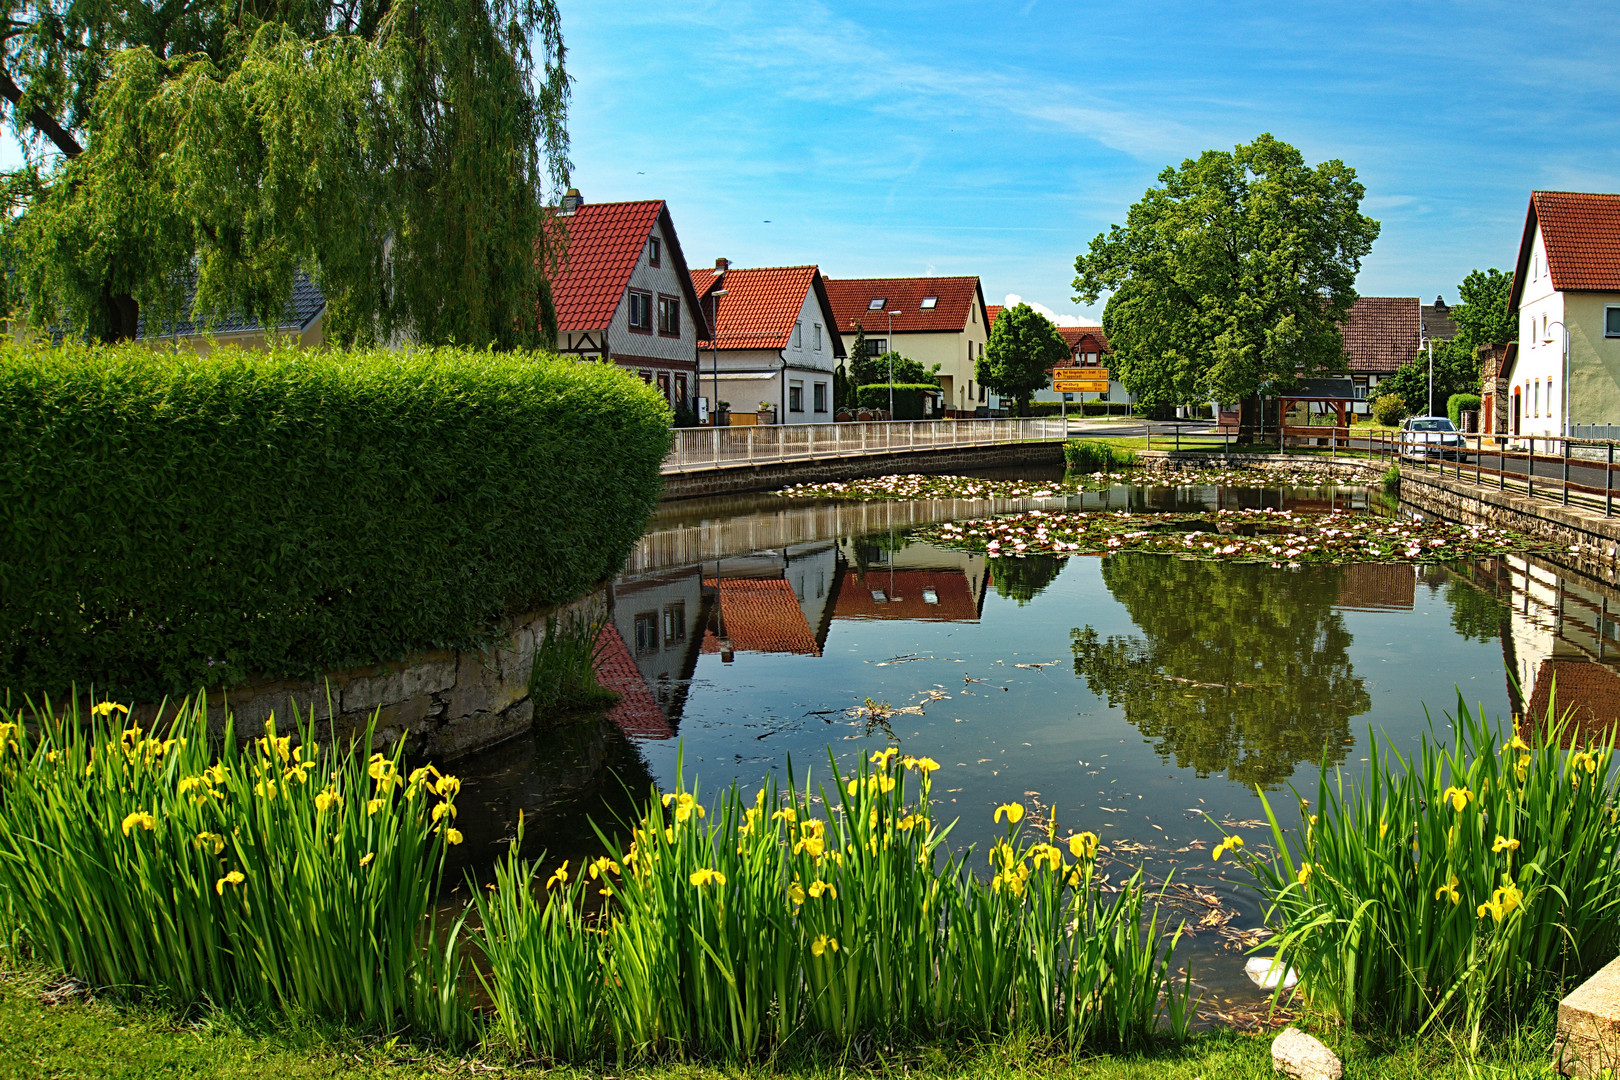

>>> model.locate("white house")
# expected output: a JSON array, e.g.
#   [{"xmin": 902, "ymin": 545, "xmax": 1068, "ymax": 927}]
[
  {"xmin": 822, "ymin": 276, "xmax": 995, "ymax": 415},
  {"xmin": 1500, "ymin": 191, "xmax": 1620, "ymax": 440},
  {"xmin": 688, "ymin": 262, "xmax": 845, "ymax": 424}
]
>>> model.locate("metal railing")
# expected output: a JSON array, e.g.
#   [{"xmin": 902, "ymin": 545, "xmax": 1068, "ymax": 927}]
[{"xmin": 661, "ymin": 418, "xmax": 1075, "ymax": 474}]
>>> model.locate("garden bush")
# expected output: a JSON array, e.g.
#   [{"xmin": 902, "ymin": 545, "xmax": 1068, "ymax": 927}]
[
  {"xmin": 0, "ymin": 697, "xmax": 471, "ymax": 1040},
  {"xmin": 855, "ymin": 383, "xmax": 942, "ymax": 421},
  {"xmin": 1447, "ymin": 393, "xmax": 1482, "ymax": 428},
  {"xmin": 1230, "ymin": 695, "xmax": 1620, "ymax": 1043},
  {"xmin": 1370, "ymin": 392, "xmax": 1408, "ymax": 426},
  {"xmin": 473, "ymin": 750, "xmax": 1190, "ymax": 1062},
  {"xmin": 0, "ymin": 342, "xmax": 672, "ymax": 699}
]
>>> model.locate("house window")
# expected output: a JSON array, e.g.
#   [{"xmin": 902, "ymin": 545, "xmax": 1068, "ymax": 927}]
[
  {"xmin": 813, "ymin": 323, "xmax": 822, "ymax": 350},
  {"xmin": 674, "ymin": 374, "xmax": 688, "ymax": 406},
  {"xmin": 657, "ymin": 372, "xmax": 672, "ymax": 401},
  {"xmin": 868, "ymin": 298, "xmax": 886, "ymax": 311},
  {"xmin": 663, "ymin": 603, "xmax": 685, "ymax": 645},
  {"xmin": 648, "ymin": 236, "xmax": 661, "ymax": 267},
  {"xmin": 1534, "ymin": 380, "xmax": 1540, "ymax": 415},
  {"xmin": 978, "ymin": 383, "xmax": 986, "ymax": 403},
  {"xmin": 1606, "ymin": 306, "xmax": 1620, "ymax": 337},
  {"xmin": 1549, "ymin": 379, "xmax": 1556, "ymax": 416},
  {"xmin": 793, "ymin": 321, "xmax": 802, "ymax": 348},
  {"xmin": 866, "ymin": 338, "xmax": 886, "ymax": 356},
  {"xmin": 921, "ymin": 296, "xmax": 937, "ymax": 310},
  {"xmin": 629, "ymin": 290, "xmax": 653, "ymax": 331},
  {"xmin": 634, "ymin": 612, "xmax": 658, "ymax": 655},
  {"xmin": 813, "ymin": 382, "xmax": 827, "ymax": 412},
  {"xmin": 658, "ymin": 295, "xmax": 680, "ymax": 336},
  {"xmin": 789, "ymin": 380, "xmax": 804, "ymax": 412},
  {"xmin": 1353, "ymin": 377, "xmax": 1368, "ymax": 401}
]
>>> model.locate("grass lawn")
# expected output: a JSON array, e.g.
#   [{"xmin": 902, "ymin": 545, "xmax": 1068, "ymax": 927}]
[{"xmin": 0, "ymin": 968, "xmax": 1566, "ymax": 1079}]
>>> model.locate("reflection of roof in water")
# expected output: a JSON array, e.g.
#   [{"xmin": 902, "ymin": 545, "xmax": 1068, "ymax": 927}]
[
  {"xmin": 593, "ymin": 623, "xmax": 674, "ymax": 740},
  {"xmin": 833, "ymin": 568, "xmax": 980, "ymax": 622},
  {"xmin": 700, "ymin": 578, "xmax": 822, "ymax": 657},
  {"xmin": 1526, "ymin": 660, "xmax": 1620, "ymax": 742},
  {"xmin": 1335, "ymin": 563, "xmax": 1416, "ymax": 611}
]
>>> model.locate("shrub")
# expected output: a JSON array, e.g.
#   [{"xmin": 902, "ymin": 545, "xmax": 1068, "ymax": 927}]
[
  {"xmin": 855, "ymin": 383, "xmax": 942, "ymax": 421},
  {"xmin": 1229, "ymin": 695, "xmax": 1620, "ymax": 1043},
  {"xmin": 1382, "ymin": 465, "xmax": 1401, "ymax": 496},
  {"xmin": 0, "ymin": 342, "xmax": 672, "ymax": 700},
  {"xmin": 1448, "ymin": 393, "xmax": 1482, "ymax": 428},
  {"xmin": 1370, "ymin": 392, "xmax": 1408, "ymax": 426},
  {"xmin": 472, "ymin": 751, "xmax": 1190, "ymax": 1062},
  {"xmin": 529, "ymin": 610, "xmax": 619, "ymax": 716},
  {"xmin": 1063, "ymin": 439, "xmax": 1138, "ymax": 472},
  {"xmin": 0, "ymin": 697, "xmax": 471, "ymax": 1040}
]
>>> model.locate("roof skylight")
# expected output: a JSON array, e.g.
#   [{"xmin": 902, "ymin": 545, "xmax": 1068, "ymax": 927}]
[
  {"xmin": 920, "ymin": 297, "xmax": 938, "ymax": 309},
  {"xmin": 868, "ymin": 298, "xmax": 886, "ymax": 310}
]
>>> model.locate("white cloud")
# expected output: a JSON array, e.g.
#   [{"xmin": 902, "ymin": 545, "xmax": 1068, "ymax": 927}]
[{"xmin": 1003, "ymin": 293, "xmax": 1088, "ymax": 327}]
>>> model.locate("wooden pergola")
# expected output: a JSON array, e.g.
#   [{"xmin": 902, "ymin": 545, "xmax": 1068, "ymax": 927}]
[{"xmin": 1280, "ymin": 377, "xmax": 1358, "ymax": 428}]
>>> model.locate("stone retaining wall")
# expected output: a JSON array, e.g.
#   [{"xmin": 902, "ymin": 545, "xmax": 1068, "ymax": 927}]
[
  {"xmin": 659, "ymin": 441, "xmax": 1067, "ymax": 500},
  {"xmin": 116, "ymin": 590, "xmax": 607, "ymax": 760},
  {"xmin": 1396, "ymin": 468, "xmax": 1620, "ymax": 583},
  {"xmin": 1130, "ymin": 451, "xmax": 1385, "ymax": 481}
]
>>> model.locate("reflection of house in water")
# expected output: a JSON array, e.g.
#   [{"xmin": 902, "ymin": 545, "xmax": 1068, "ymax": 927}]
[
  {"xmin": 834, "ymin": 538, "xmax": 990, "ymax": 622},
  {"xmin": 701, "ymin": 542, "xmax": 841, "ymax": 660},
  {"xmin": 607, "ymin": 566, "xmax": 710, "ymax": 736},
  {"xmin": 1335, "ymin": 564, "xmax": 1417, "ymax": 611},
  {"xmin": 1461, "ymin": 556, "xmax": 1620, "ymax": 737}
]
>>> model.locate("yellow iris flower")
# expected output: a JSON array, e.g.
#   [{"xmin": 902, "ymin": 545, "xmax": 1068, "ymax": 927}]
[
  {"xmin": 1212, "ymin": 835, "xmax": 1244, "ymax": 862},
  {"xmin": 689, "ymin": 868, "xmax": 727, "ymax": 888},
  {"xmin": 121, "ymin": 810, "xmax": 156, "ymax": 836},
  {"xmin": 808, "ymin": 880, "xmax": 837, "ymax": 900},
  {"xmin": 870, "ymin": 748, "xmax": 899, "ymax": 768},
  {"xmin": 215, "ymin": 871, "xmax": 245, "ymax": 895},
  {"xmin": 1069, "ymin": 832, "xmax": 1099, "ymax": 860},
  {"xmin": 811, "ymin": 934, "xmax": 839, "ymax": 957},
  {"xmin": 1442, "ymin": 785, "xmax": 1474, "ymax": 812},
  {"xmin": 994, "ymin": 802, "xmax": 1025, "ymax": 825},
  {"xmin": 1296, "ymin": 862, "xmax": 1316, "ymax": 888},
  {"xmin": 786, "ymin": 881, "xmax": 805, "ymax": 906},
  {"xmin": 546, "ymin": 861, "xmax": 570, "ymax": 890},
  {"xmin": 1492, "ymin": 835, "xmax": 1520, "ymax": 854},
  {"xmin": 1435, "ymin": 874, "xmax": 1460, "ymax": 905}
]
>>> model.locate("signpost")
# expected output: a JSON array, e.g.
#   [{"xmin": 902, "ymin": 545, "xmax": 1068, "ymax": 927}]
[{"xmin": 1052, "ymin": 368, "xmax": 1109, "ymax": 395}]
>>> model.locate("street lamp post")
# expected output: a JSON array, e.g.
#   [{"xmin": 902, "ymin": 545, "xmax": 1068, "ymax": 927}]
[
  {"xmin": 886, "ymin": 307, "xmax": 896, "ymax": 418},
  {"xmin": 709, "ymin": 286, "xmax": 728, "ymax": 426}
]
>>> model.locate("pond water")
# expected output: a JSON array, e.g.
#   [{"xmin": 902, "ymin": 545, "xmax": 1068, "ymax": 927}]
[{"xmin": 446, "ymin": 469, "xmax": 1620, "ymax": 1017}]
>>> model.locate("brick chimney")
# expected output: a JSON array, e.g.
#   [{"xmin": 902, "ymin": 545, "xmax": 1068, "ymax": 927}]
[{"xmin": 714, "ymin": 257, "xmax": 730, "ymax": 272}]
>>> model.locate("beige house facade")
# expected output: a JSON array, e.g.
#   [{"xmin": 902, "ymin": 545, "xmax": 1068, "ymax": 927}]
[{"xmin": 822, "ymin": 276, "xmax": 996, "ymax": 415}]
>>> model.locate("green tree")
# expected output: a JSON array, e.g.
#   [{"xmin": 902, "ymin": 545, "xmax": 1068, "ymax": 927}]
[
  {"xmin": 1072, "ymin": 134, "xmax": 1380, "ymax": 437},
  {"xmin": 989, "ymin": 554, "xmax": 1064, "ymax": 606},
  {"xmin": 1375, "ymin": 339, "xmax": 1479, "ymax": 415},
  {"xmin": 1070, "ymin": 553, "xmax": 1369, "ymax": 788},
  {"xmin": 1, "ymin": 0, "xmax": 569, "ymax": 347},
  {"xmin": 1452, "ymin": 268, "xmax": 1516, "ymax": 348},
  {"xmin": 851, "ymin": 350, "xmax": 938, "ymax": 388},
  {"xmin": 977, "ymin": 302, "xmax": 1067, "ymax": 416}
]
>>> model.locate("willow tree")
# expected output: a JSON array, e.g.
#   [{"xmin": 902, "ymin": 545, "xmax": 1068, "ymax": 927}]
[{"xmin": 0, "ymin": 0, "xmax": 569, "ymax": 346}]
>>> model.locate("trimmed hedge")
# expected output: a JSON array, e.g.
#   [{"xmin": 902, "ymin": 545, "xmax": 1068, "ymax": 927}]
[
  {"xmin": 1447, "ymin": 392, "xmax": 1481, "ymax": 427},
  {"xmin": 0, "ymin": 343, "xmax": 672, "ymax": 699},
  {"xmin": 855, "ymin": 383, "xmax": 941, "ymax": 421}
]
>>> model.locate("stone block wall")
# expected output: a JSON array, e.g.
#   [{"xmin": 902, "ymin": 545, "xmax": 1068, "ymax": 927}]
[{"xmin": 115, "ymin": 591, "xmax": 607, "ymax": 760}]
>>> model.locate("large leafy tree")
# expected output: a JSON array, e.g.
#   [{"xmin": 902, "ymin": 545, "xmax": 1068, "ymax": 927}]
[
  {"xmin": 976, "ymin": 301, "xmax": 1067, "ymax": 416},
  {"xmin": 1, "ymin": 0, "xmax": 569, "ymax": 346},
  {"xmin": 1072, "ymin": 134, "xmax": 1379, "ymax": 434},
  {"xmin": 1070, "ymin": 553, "xmax": 1368, "ymax": 788},
  {"xmin": 850, "ymin": 349, "xmax": 938, "ymax": 388},
  {"xmin": 1452, "ymin": 268, "xmax": 1515, "ymax": 348}
]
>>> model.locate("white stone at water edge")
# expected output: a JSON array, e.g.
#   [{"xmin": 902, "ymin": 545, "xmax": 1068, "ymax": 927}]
[
  {"xmin": 1271, "ymin": 1027, "xmax": 1342, "ymax": 1080},
  {"xmin": 1245, "ymin": 956, "xmax": 1300, "ymax": 990}
]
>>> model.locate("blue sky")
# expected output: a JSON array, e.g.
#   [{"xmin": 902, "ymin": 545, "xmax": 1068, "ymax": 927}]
[
  {"xmin": 558, "ymin": 0, "xmax": 1620, "ymax": 324},
  {"xmin": 8, "ymin": 2, "xmax": 1616, "ymax": 325}
]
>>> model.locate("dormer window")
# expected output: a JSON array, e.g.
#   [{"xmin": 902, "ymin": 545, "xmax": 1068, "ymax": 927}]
[
  {"xmin": 648, "ymin": 237, "xmax": 661, "ymax": 267},
  {"xmin": 920, "ymin": 296, "xmax": 937, "ymax": 310},
  {"xmin": 868, "ymin": 298, "xmax": 885, "ymax": 310}
]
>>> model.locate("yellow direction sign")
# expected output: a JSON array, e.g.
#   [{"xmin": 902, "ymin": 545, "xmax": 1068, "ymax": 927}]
[{"xmin": 1052, "ymin": 367, "xmax": 1109, "ymax": 393}]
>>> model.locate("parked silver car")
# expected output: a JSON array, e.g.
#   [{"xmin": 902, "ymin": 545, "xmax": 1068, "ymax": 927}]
[{"xmin": 1399, "ymin": 416, "xmax": 1466, "ymax": 460}]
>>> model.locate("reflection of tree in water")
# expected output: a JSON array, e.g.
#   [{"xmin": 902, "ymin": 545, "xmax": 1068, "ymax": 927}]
[
  {"xmin": 990, "ymin": 554, "xmax": 1064, "ymax": 606},
  {"xmin": 1444, "ymin": 577, "xmax": 1509, "ymax": 643},
  {"xmin": 1071, "ymin": 553, "xmax": 1368, "ymax": 788}
]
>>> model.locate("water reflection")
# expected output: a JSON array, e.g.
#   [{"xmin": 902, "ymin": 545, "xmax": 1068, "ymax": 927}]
[{"xmin": 1071, "ymin": 555, "xmax": 1370, "ymax": 788}]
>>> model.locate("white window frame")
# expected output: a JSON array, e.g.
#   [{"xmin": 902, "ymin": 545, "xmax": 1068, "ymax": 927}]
[
  {"xmin": 793, "ymin": 321, "xmax": 802, "ymax": 348},
  {"xmin": 788, "ymin": 379, "xmax": 804, "ymax": 413},
  {"xmin": 1606, "ymin": 304, "xmax": 1620, "ymax": 338},
  {"xmin": 813, "ymin": 323, "xmax": 822, "ymax": 350}
]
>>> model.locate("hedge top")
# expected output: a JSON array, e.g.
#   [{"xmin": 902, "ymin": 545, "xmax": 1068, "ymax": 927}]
[{"xmin": 1, "ymin": 342, "xmax": 672, "ymax": 700}]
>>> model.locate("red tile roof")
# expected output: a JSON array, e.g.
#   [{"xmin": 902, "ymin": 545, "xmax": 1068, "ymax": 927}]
[
  {"xmin": 1055, "ymin": 326, "xmax": 1111, "ymax": 364},
  {"xmin": 550, "ymin": 200, "xmax": 708, "ymax": 338},
  {"xmin": 822, "ymin": 276, "xmax": 985, "ymax": 336},
  {"xmin": 1525, "ymin": 659, "xmax": 1620, "ymax": 744},
  {"xmin": 699, "ymin": 578, "xmax": 821, "ymax": 656},
  {"xmin": 1334, "ymin": 563, "xmax": 1415, "ymax": 611},
  {"xmin": 985, "ymin": 304, "xmax": 1003, "ymax": 328},
  {"xmin": 1339, "ymin": 297, "xmax": 1421, "ymax": 375},
  {"xmin": 687, "ymin": 265, "xmax": 844, "ymax": 355},
  {"xmin": 1509, "ymin": 191, "xmax": 1620, "ymax": 309},
  {"xmin": 593, "ymin": 623, "xmax": 674, "ymax": 740},
  {"xmin": 832, "ymin": 568, "xmax": 980, "ymax": 622}
]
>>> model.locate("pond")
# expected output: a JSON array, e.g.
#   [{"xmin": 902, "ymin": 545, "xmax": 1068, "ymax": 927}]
[{"xmin": 446, "ymin": 468, "xmax": 1620, "ymax": 1019}]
